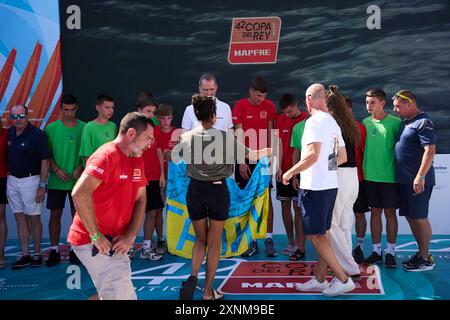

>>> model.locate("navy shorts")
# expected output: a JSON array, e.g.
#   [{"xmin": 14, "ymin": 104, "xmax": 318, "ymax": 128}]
[
  {"xmin": 297, "ymin": 189, "xmax": 305, "ymax": 213},
  {"xmin": 186, "ymin": 178, "xmax": 230, "ymax": 221},
  {"xmin": 276, "ymin": 181, "xmax": 298, "ymax": 202},
  {"xmin": 353, "ymin": 181, "xmax": 370, "ymax": 213},
  {"xmin": 146, "ymin": 180, "xmax": 164, "ymax": 211},
  {"xmin": 301, "ymin": 188, "xmax": 338, "ymax": 235},
  {"xmin": 398, "ymin": 184, "xmax": 433, "ymax": 219},
  {"xmin": 0, "ymin": 177, "xmax": 7, "ymax": 204},
  {"xmin": 46, "ymin": 189, "xmax": 75, "ymax": 210},
  {"xmin": 364, "ymin": 181, "xmax": 400, "ymax": 209}
]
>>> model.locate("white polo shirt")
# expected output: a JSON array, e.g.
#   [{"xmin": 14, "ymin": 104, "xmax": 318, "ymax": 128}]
[{"xmin": 181, "ymin": 98, "xmax": 233, "ymax": 132}]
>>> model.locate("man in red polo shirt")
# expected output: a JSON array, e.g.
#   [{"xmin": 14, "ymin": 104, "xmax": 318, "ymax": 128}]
[
  {"xmin": 232, "ymin": 76, "xmax": 278, "ymax": 257},
  {"xmin": 68, "ymin": 112, "xmax": 153, "ymax": 300}
]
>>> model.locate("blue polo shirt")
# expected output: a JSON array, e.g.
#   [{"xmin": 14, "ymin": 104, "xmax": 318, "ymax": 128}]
[
  {"xmin": 7, "ymin": 123, "xmax": 51, "ymax": 178},
  {"xmin": 395, "ymin": 113, "xmax": 436, "ymax": 185}
]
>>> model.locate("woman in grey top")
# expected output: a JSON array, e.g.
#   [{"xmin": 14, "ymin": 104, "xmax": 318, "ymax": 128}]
[{"xmin": 174, "ymin": 94, "xmax": 271, "ymax": 300}]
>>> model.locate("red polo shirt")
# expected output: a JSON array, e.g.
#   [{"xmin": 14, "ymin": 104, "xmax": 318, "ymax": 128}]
[
  {"xmin": 159, "ymin": 127, "xmax": 181, "ymax": 178},
  {"xmin": 355, "ymin": 121, "xmax": 366, "ymax": 182},
  {"xmin": 232, "ymin": 98, "xmax": 278, "ymax": 149},
  {"xmin": 0, "ymin": 128, "xmax": 7, "ymax": 177},
  {"xmin": 275, "ymin": 112, "xmax": 308, "ymax": 173},
  {"xmin": 142, "ymin": 126, "xmax": 162, "ymax": 181},
  {"xmin": 67, "ymin": 142, "xmax": 147, "ymax": 246}
]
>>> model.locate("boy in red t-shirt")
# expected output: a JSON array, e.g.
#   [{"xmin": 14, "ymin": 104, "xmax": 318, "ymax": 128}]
[
  {"xmin": 275, "ymin": 94, "xmax": 308, "ymax": 261},
  {"xmin": 156, "ymin": 104, "xmax": 182, "ymax": 181},
  {"xmin": 232, "ymin": 76, "xmax": 278, "ymax": 257},
  {"xmin": 137, "ymin": 97, "xmax": 166, "ymax": 260},
  {"xmin": 0, "ymin": 125, "xmax": 7, "ymax": 268}
]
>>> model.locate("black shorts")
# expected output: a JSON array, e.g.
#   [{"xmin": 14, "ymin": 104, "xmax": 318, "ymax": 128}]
[
  {"xmin": 46, "ymin": 189, "xmax": 74, "ymax": 210},
  {"xmin": 186, "ymin": 178, "xmax": 230, "ymax": 221},
  {"xmin": 0, "ymin": 177, "xmax": 7, "ymax": 204},
  {"xmin": 235, "ymin": 161, "xmax": 273, "ymax": 190},
  {"xmin": 276, "ymin": 181, "xmax": 298, "ymax": 202},
  {"xmin": 364, "ymin": 181, "xmax": 400, "ymax": 209},
  {"xmin": 398, "ymin": 184, "xmax": 433, "ymax": 219},
  {"xmin": 146, "ymin": 180, "xmax": 164, "ymax": 211},
  {"xmin": 301, "ymin": 188, "xmax": 338, "ymax": 235},
  {"xmin": 353, "ymin": 181, "xmax": 370, "ymax": 213}
]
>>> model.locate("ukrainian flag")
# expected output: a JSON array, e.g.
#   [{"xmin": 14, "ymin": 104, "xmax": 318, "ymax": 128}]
[{"xmin": 166, "ymin": 157, "xmax": 271, "ymax": 259}]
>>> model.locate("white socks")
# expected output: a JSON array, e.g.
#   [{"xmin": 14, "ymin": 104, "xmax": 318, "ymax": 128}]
[
  {"xmin": 373, "ymin": 243, "xmax": 382, "ymax": 255},
  {"xmin": 143, "ymin": 240, "xmax": 152, "ymax": 249},
  {"xmin": 386, "ymin": 243, "xmax": 396, "ymax": 255},
  {"xmin": 372, "ymin": 243, "xmax": 395, "ymax": 255},
  {"xmin": 357, "ymin": 237, "xmax": 364, "ymax": 248}
]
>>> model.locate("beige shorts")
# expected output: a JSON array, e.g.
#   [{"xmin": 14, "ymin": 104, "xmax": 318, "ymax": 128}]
[{"xmin": 72, "ymin": 243, "xmax": 137, "ymax": 300}]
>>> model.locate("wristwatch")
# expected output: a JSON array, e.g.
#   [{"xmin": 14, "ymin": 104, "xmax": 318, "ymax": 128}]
[
  {"xmin": 416, "ymin": 175, "xmax": 425, "ymax": 180},
  {"xmin": 39, "ymin": 181, "xmax": 46, "ymax": 188}
]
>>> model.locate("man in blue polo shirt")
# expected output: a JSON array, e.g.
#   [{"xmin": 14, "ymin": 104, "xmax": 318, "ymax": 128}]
[
  {"xmin": 393, "ymin": 90, "xmax": 436, "ymax": 272},
  {"xmin": 7, "ymin": 104, "xmax": 51, "ymax": 269}
]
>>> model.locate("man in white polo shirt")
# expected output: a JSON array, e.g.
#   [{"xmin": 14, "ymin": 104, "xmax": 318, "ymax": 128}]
[
  {"xmin": 283, "ymin": 83, "xmax": 355, "ymax": 297},
  {"xmin": 181, "ymin": 73, "xmax": 233, "ymax": 132}
]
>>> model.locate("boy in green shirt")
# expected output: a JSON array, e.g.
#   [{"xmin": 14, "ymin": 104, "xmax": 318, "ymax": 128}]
[
  {"xmin": 45, "ymin": 94, "xmax": 86, "ymax": 266},
  {"xmin": 79, "ymin": 94, "xmax": 117, "ymax": 165},
  {"xmin": 362, "ymin": 89, "xmax": 402, "ymax": 268}
]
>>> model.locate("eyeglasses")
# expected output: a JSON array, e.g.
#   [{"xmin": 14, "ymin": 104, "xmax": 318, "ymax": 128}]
[
  {"xmin": 10, "ymin": 113, "xmax": 27, "ymax": 120},
  {"xmin": 393, "ymin": 92, "xmax": 413, "ymax": 103}
]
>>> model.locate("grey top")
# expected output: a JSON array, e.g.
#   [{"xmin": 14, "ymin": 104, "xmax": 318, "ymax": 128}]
[{"xmin": 172, "ymin": 126, "xmax": 250, "ymax": 181}]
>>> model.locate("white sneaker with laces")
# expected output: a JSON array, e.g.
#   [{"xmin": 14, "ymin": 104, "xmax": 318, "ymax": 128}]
[
  {"xmin": 295, "ymin": 277, "xmax": 329, "ymax": 292},
  {"xmin": 140, "ymin": 248, "xmax": 161, "ymax": 260},
  {"xmin": 322, "ymin": 277, "xmax": 355, "ymax": 297}
]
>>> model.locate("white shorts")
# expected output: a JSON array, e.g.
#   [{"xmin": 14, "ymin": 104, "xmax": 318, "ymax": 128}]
[
  {"xmin": 6, "ymin": 175, "xmax": 43, "ymax": 216},
  {"xmin": 72, "ymin": 243, "xmax": 137, "ymax": 300}
]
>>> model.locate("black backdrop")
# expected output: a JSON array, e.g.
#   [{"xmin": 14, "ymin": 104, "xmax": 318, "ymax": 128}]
[{"xmin": 59, "ymin": 0, "xmax": 450, "ymax": 153}]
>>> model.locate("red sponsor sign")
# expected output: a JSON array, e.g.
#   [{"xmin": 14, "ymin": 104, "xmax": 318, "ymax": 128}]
[
  {"xmin": 228, "ymin": 17, "xmax": 281, "ymax": 64},
  {"xmin": 219, "ymin": 261, "xmax": 384, "ymax": 295}
]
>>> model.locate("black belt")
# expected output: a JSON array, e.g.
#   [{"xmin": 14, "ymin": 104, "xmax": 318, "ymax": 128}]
[{"xmin": 11, "ymin": 173, "xmax": 39, "ymax": 179}]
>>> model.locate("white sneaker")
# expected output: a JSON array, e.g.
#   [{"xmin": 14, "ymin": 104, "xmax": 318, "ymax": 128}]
[
  {"xmin": 322, "ymin": 277, "xmax": 355, "ymax": 297},
  {"xmin": 139, "ymin": 248, "xmax": 162, "ymax": 261},
  {"xmin": 281, "ymin": 245, "xmax": 297, "ymax": 255},
  {"xmin": 295, "ymin": 277, "xmax": 329, "ymax": 292}
]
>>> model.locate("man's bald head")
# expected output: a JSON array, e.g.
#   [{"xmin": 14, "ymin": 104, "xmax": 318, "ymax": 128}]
[
  {"xmin": 305, "ymin": 83, "xmax": 327, "ymax": 112},
  {"xmin": 10, "ymin": 104, "xmax": 28, "ymax": 114},
  {"xmin": 305, "ymin": 83, "xmax": 325, "ymax": 98}
]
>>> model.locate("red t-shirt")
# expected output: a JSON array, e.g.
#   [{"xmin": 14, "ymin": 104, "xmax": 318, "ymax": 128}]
[
  {"xmin": 355, "ymin": 121, "xmax": 366, "ymax": 182},
  {"xmin": 275, "ymin": 112, "xmax": 309, "ymax": 173},
  {"xmin": 68, "ymin": 142, "xmax": 147, "ymax": 246},
  {"xmin": 0, "ymin": 129, "xmax": 7, "ymax": 177},
  {"xmin": 232, "ymin": 98, "xmax": 278, "ymax": 149},
  {"xmin": 142, "ymin": 126, "xmax": 163, "ymax": 181},
  {"xmin": 159, "ymin": 127, "xmax": 181, "ymax": 178}
]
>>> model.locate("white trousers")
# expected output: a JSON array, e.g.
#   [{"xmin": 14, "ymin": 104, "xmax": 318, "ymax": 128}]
[
  {"xmin": 330, "ymin": 167, "xmax": 360, "ymax": 275},
  {"xmin": 73, "ymin": 243, "xmax": 137, "ymax": 300}
]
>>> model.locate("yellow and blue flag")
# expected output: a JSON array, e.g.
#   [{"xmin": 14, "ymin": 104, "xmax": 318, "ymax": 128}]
[{"xmin": 166, "ymin": 158, "xmax": 271, "ymax": 259}]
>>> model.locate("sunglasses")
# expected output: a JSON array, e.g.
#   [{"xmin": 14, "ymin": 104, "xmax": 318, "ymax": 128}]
[
  {"xmin": 10, "ymin": 113, "xmax": 27, "ymax": 120},
  {"xmin": 393, "ymin": 92, "xmax": 413, "ymax": 103}
]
